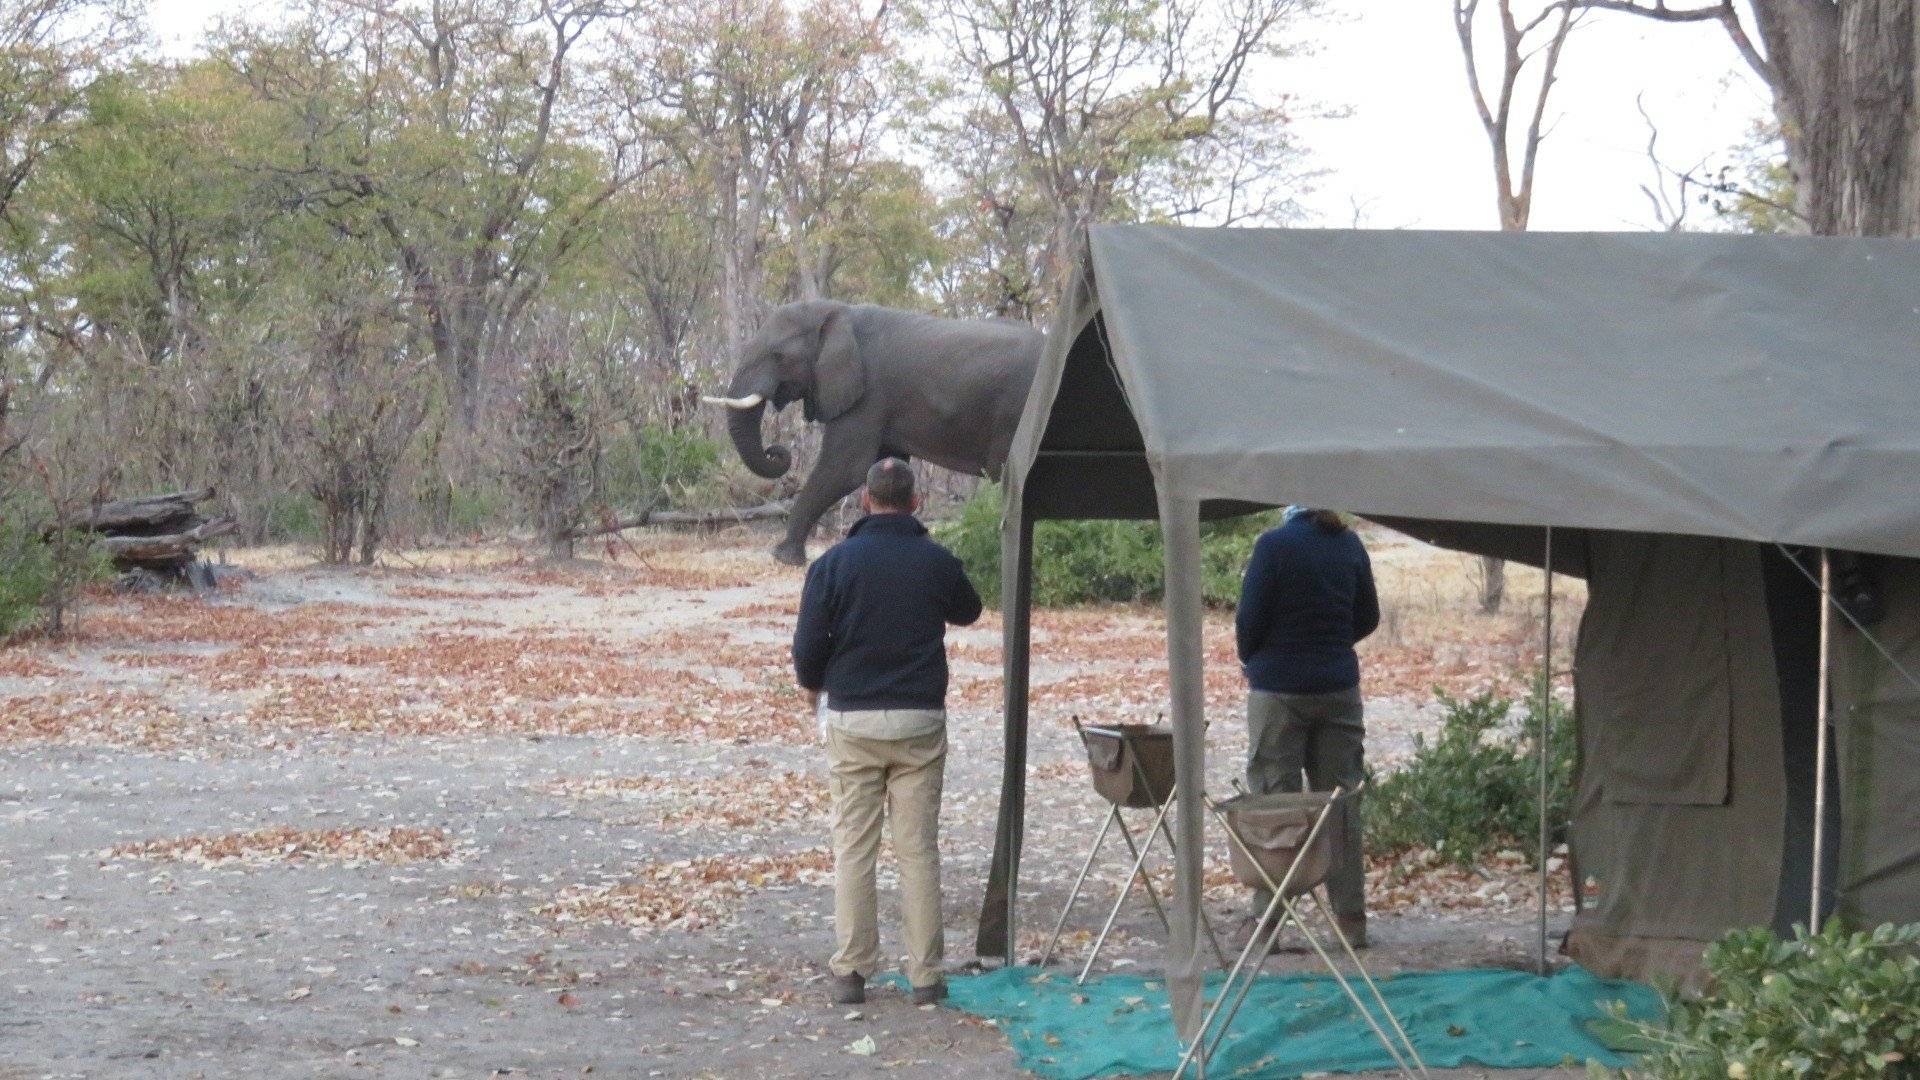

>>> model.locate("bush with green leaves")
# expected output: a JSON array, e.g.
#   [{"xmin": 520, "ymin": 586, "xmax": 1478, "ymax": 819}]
[
  {"xmin": 1603, "ymin": 921, "xmax": 1920, "ymax": 1079},
  {"xmin": 0, "ymin": 512, "xmax": 56, "ymax": 636},
  {"xmin": 935, "ymin": 482, "xmax": 1278, "ymax": 607},
  {"xmin": 259, "ymin": 492, "xmax": 324, "ymax": 542},
  {"xmin": 600, "ymin": 424, "xmax": 726, "ymax": 511},
  {"xmin": 0, "ymin": 503, "xmax": 111, "ymax": 638},
  {"xmin": 1364, "ymin": 684, "xmax": 1573, "ymax": 867}
]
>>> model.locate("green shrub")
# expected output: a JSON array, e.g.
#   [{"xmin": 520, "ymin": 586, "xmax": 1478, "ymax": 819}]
[
  {"xmin": 1365, "ymin": 683, "xmax": 1573, "ymax": 867},
  {"xmin": 600, "ymin": 424, "xmax": 726, "ymax": 511},
  {"xmin": 935, "ymin": 483, "xmax": 1279, "ymax": 607},
  {"xmin": 260, "ymin": 491, "xmax": 323, "ymax": 542},
  {"xmin": 1601, "ymin": 921, "xmax": 1920, "ymax": 1079},
  {"xmin": 0, "ymin": 508, "xmax": 111, "ymax": 638},
  {"xmin": 446, "ymin": 485, "xmax": 507, "ymax": 537},
  {"xmin": 0, "ymin": 514, "xmax": 55, "ymax": 636}
]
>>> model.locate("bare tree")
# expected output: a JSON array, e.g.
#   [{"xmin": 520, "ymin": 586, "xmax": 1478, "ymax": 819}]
[
  {"xmin": 507, "ymin": 315, "xmax": 602, "ymax": 561},
  {"xmin": 1572, "ymin": 0, "xmax": 1920, "ymax": 240},
  {"xmin": 0, "ymin": 0, "xmax": 138, "ymax": 225},
  {"xmin": 0, "ymin": 0, "xmax": 138, "ymax": 402},
  {"xmin": 292, "ymin": 286, "xmax": 431, "ymax": 566},
  {"xmin": 930, "ymin": 0, "xmax": 1316, "ymax": 304},
  {"xmin": 1455, "ymin": 0, "xmax": 1580, "ymax": 232},
  {"xmin": 225, "ymin": 0, "xmax": 656, "ymax": 431},
  {"xmin": 609, "ymin": 170, "xmax": 718, "ymax": 423},
  {"xmin": 1454, "ymin": 0, "xmax": 1581, "ymax": 612},
  {"xmin": 1635, "ymin": 94, "xmax": 1703, "ymax": 231},
  {"xmin": 634, "ymin": 0, "xmax": 894, "ymax": 354}
]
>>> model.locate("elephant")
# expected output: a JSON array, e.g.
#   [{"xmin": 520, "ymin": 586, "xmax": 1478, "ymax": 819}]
[{"xmin": 704, "ymin": 300, "xmax": 1043, "ymax": 566}]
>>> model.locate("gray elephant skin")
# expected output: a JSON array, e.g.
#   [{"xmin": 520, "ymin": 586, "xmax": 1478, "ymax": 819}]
[{"xmin": 706, "ymin": 300, "xmax": 1042, "ymax": 566}]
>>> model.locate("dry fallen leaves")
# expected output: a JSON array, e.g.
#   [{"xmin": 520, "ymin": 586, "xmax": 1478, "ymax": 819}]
[
  {"xmin": 0, "ymin": 690, "xmax": 187, "ymax": 749},
  {"xmin": 109, "ymin": 825, "xmax": 456, "ymax": 867},
  {"xmin": 537, "ymin": 849, "xmax": 832, "ymax": 932},
  {"xmin": 541, "ymin": 770, "xmax": 829, "ymax": 831},
  {"xmin": 0, "ymin": 651, "xmax": 71, "ymax": 679}
]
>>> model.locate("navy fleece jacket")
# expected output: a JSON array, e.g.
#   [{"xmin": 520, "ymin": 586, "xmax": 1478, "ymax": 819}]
[
  {"xmin": 792, "ymin": 513, "xmax": 983, "ymax": 712},
  {"xmin": 1235, "ymin": 514, "xmax": 1380, "ymax": 695}
]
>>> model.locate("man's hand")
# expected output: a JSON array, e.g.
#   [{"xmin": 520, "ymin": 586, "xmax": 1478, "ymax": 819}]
[{"xmin": 803, "ymin": 687, "xmax": 820, "ymax": 711}]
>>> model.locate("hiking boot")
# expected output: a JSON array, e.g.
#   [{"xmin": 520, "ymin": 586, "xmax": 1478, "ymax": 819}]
[
  {"xmin": 1236, "ymin": 914, "xmax": 1297, "ymax": 956},
  {"xmin": 910, "ymin": 981, "xmax": 947, "ymax": 1006},
  {"xmin": 1335, "ymin": 914, "xmax": 1368, "ymax": 950},
  {"xmin": 829, "ymin": 973, "xmax": 866, "ymax": 1005}
]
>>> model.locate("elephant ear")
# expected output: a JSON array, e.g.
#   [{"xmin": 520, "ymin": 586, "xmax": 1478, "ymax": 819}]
[{"xmin": 812, "ymin": 309, "xmax": 866, "ymax": 422}]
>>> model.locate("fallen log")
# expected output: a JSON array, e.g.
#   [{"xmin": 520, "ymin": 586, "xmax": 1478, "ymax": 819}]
[
  {"xmin": 570, "ymin": 501, "xmax": 790, "ymax": 538},
  {"xmin": 650, "ymin": 502, "xmax": 790, "ymax": 526},
  {"xmin": 97, "ymin": 517, "xmax": 238, "ymax": 563},
  {"xmin": 72, "ymin": 487, "xmax": 216, "ymax": 533}
]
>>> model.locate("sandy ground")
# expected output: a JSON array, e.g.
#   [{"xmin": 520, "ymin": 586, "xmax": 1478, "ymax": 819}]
[{"xmin": 0, "ymin": 527, "xmax": 1587, "ymax": 1079}]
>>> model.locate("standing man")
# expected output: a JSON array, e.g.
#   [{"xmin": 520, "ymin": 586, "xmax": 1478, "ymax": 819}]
[
  {"xmin": 1236, "ymin": 507, "xmax": 1380, "ymax": 947},
  {"xmin": 793, "ymin": 458, "xmax": 983, "ymax": 1006}
]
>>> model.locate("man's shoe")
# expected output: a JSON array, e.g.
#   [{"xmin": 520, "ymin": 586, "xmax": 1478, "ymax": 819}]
[
  {"xmin": 830, "ymin": 973, "xmax": 866, "ymax": 1005},
  {"xmin": 1334, "ymin": 915, "xmax": 1368, "ymax": 950},
  {"xmin": 1236, "ymin": 913, "xmax": 1300, "ymax": 955},
  {"xmin": 910, "ymin": 981, "xmax": 947, "ymax": 1006}
]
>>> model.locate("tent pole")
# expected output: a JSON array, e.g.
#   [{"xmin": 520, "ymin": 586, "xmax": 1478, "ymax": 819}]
[
  {"xmin": 977, "ymin": 496, "xmax": 1033, "ymax": 961},
  {"xmin": 1537, "ymin": 527, "xmax": 1554, "ymax": 977},
  {"xmin": 1810, "ymin": 549, "xmax": 1832, "ymax": 934},
  {"xmin": 1157, "ymin": 488, "xmax": 1207, "ymax": 1044}
]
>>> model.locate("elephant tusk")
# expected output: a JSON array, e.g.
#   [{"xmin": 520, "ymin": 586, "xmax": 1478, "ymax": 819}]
[{"xmin": 701, "ymin": 393, "xmax": 766, "ymax": 410}]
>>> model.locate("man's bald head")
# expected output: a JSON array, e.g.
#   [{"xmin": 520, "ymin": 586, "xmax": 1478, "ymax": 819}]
[{"xmin": 864, "ymin": 458, "xmax": 916, "ymax": 513}]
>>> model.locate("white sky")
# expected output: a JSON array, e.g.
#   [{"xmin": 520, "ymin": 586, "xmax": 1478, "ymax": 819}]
[{"xmin": 147, "ymin": 0, "xmax": 1771, "ymax": 233}]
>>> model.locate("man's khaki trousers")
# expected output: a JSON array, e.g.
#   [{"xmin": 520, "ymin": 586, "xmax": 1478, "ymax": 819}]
[{"xmin": 825, "ymin": 727, "xmax": 947, "ymax": 988}]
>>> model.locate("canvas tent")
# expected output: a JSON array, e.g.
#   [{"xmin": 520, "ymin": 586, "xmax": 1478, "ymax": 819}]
[{"xmin": 975, "ymin": 225, "xmax": 1920, "ymax": 1037}]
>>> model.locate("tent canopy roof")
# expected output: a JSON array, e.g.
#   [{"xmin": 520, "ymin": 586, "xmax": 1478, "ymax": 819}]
[{"xmin": 1012, "ymin": 226, "xmax": 1920, "ymax": 559}]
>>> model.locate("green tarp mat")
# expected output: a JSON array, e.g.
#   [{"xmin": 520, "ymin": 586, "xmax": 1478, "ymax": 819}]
[{"xmin": 919, "ymin": 965, "xmax": 1661, "ymax": 1079}]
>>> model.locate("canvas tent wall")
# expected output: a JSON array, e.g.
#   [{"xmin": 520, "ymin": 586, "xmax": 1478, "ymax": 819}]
[
  {"xmin": 978, "ymin": 225, "xmax": 1920, "ymax": 1035},
  {"xmin": 1376, "ymin": 521, "xmax": 1920, "ymax": 983}
]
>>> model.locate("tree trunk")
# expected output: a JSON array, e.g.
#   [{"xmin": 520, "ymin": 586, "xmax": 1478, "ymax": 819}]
[
  {"xmin": 1744, "ymin": 0, "xmax": 1915, "ymax": 239},
  {"xmin": 1478, "ymin": 554, "xmax": 1507, "ymax": 614}
]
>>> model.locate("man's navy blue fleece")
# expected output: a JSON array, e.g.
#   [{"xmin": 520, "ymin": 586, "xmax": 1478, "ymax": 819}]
[
  {"xmin": 1236, "ymin": 514, "xmax": 1380, "ymax": 694},
  {"xmin": 793, "ymin": 513, "xmax": 983, "ymax": 711}
]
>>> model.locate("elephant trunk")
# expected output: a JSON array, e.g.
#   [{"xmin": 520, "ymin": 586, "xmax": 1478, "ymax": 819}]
[{"xmin": 726, "ymin": 398, "xmax": 792, "ymax": 479}]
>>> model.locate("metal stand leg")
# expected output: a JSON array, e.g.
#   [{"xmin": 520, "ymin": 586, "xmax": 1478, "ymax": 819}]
[
  {"xmin": 1175, "ymin": 788, "xmax": 1426, "ymax": 1080},
  {"xmin": 1111, "ymin": 810, "xmax": 1176, "ymax": 933},
  {"xmin": 1061, "ymin": 725, "xmax": 1228, "ymax": 979},
  {"xmin": 1307, "ymin": 892, "xmax": 1428, "ymax": 1077},
  {"xmin": 1173, "ymin": 797, "xmax": 1336, "ymax": 1080},
  {"xmin": 1078, "ymin": 787, "xmax": 1177, "ymax": 985},
  {"xmin": 1039, "ymin": 806, "xmax": 1119, "ymax": 967},
  {"xmin": 1143, "ymin": 793, "xmax": 1231, "ymax": 969}
]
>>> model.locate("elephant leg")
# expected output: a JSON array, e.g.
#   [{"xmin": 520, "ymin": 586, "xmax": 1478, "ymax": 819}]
[{"xmin": 774, "ymin": 429, "xmax": 880, "ymax": 566}]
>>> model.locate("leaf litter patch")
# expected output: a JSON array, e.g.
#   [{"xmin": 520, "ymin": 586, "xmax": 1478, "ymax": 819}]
[
  {"xmin": 536, "ymin": 849, "xmax": 832, "ymax": 933},
  {"xmin": 239, "ymin": 670, "xmax": 808, "ymax": 743},
  {"xmin": 540, "ymin": 770, "xmax": 829, "ymax": 830},
  {"xmin": 0, "ymin": 651, "xmax": 74, "ymax": 679},
  {"xmin": 108, "ymin": 825, "xmax": 458, "ymax": 868},
  {"xmin": 0, "ymin": 690, "xmax": 188, "ymax": 748}
]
